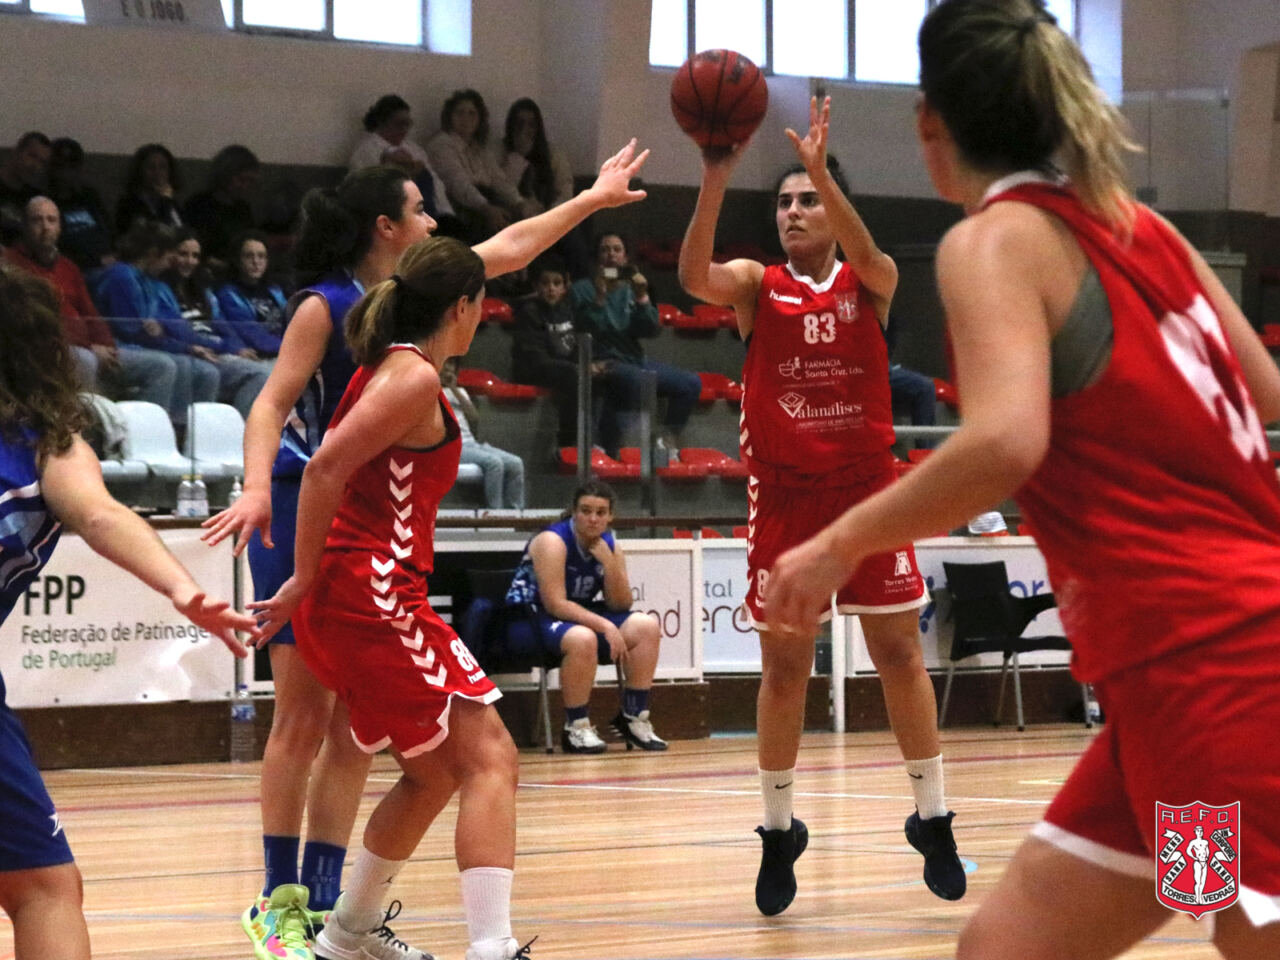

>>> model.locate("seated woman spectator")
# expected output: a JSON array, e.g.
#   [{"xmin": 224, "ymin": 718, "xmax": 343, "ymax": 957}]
[
  {"xmin": 504, "ymin": 481, "xmax": 666, "ymax": 754},
  {"xmin": 214, "ymin": 230, "xmax": 287, "ymax": 358},
  {"xmin": 440, "ymin": 358, "xmax": 525, "ymax": 509},
  {"xmin": 115, "ymin": 143, "xmax": 184, "ymax": 234},
  {"xmin": 46, "ymin": 137, "xmax": 113, "ymax": 273},
  {"xmin": 511, "ymin": 255, "xmax": 599, "ymax": 449},
  {"xmin": 500, "ymin": 98, "xmax": 589, "ymax": 276},
  {"xmin": 427, "ymin": 89, "xmax": 532, "ymax": 240},
  {"xmin": 571, "ymin": 232, "xmax": 702, "ymax": 455},
  {"xmin": 165, "ymin": 227, "xmax": 272, "ymax": 418},
  {"xmin": 349, "ymin": 93, "xmax": 454, "ymax": 226},
  {"xmin": 92, "ymin": 221, "xmax": 219, "ymax": 430},
  {"xmin": 183, "ymin": 144, "xmax": 259, "ymax": 268}
]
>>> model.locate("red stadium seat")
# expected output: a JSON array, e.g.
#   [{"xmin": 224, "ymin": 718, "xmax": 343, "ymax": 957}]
[
  {"xmin": 692, "ymin": 304, "xmax": 736, "ymax": 329},
  {"xmin": 678, "ymin": 447, "xmax": 750, "ymax": 479},
  {"xmin": 893, "ymin": 457, "xmax": 914, "ymax": 478},
  {"xmin": 672, "ymin": 528, "xmax": 694, "ymax": 539},
  {"xmin": 557, "ymin": 447, "xmax": 639, "ymax": 480},
  {"xmin": 907, "ymin": 448, "xmax": 933, "ymax": 464},
  {"xmin": 933, "ymin": 378, "xmax": 959, "ymax": 410},
  {"xmin": 635, "ymin": 239, "xmax": 680, "ymax": 270},
  {"xmin": 617, "ymin": 447, "xmax": 709, "ymax": 481},
  {"xmin": 699, "ymin": 527, "xmax": 724, "ymax": 538},
  {"xmin": 696, "ymin": 372, "xmax": 743, "ymax": 405},
  {"xmin": 657, "ymin": 302, "xmax": 682, "ymax": 326},
  {"xmin": 456, "ymin": 368, "xmax": 544, "ymax": 401},
  {"xmin": 732, "ymin": 525, "xmax": 749, "ymax": 539},
  {"xmin": 1261, "ymin": 325, "xmax": 1280, "ymax": 349},
  {"xmin": 481, "ymin": 297, "xmax": 514, "ymax": 325}
]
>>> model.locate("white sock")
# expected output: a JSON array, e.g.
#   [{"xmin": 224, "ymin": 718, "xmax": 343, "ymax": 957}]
[
  {"xmin": 461, "ymin": 866, "xmax": 514, "ymax": 947},
  {"xmin": 905, "ymin": 754, "xmax": 948, "ymax": 819},
  {"xmin": 759, "ymin": 767, "xmax": 795, "ymax": 831},
  {"xmin": 337, "ymin": 848, "xmax": 406, "ymax": 933}
]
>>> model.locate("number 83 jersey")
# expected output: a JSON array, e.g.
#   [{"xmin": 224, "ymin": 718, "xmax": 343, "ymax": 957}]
[{"xmin": 740, "ymin": 260, "xmax": 895, "ymax": 485}]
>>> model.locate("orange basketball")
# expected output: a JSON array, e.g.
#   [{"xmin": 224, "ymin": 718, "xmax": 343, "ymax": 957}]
[{"xmin": 670, "ymin": 49, "xmax": 768, "ymax": 153}]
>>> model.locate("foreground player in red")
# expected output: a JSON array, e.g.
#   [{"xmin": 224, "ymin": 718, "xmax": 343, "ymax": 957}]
[
  {"xmin": 248, "ymin": 136, "xmax": 648, "ymax": 960},
  {"xmin": 679, "ymin": 98, "xmax": 964, "ymax": 913},
  {"xmin": 766, "ymin": 1, "xmax": 1280, "ymax": 956}
]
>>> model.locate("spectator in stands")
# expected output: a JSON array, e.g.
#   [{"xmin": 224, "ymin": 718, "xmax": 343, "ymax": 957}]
[
  {"xmin": 427, "ymin": 89, "xmax": 533, "ymax": 240},
  {"xmin": 889, "ymin": 364, "xmax": 938, "ymax": 449},
  {"xmin": 512, "ymin": 254, "xmax": 594, "ymax": 449},
  {"xmin": 94, "ymin": 221, "xmax": 219, "ymax": 431},
  {"xmin": 46, "ymin": 137, "xmax": 114, "ymax": 273},
  {"xmin": 184, "ymin": 144, "xmax": 260, "ymax": 268},
  {"xmin": 5, "ymin": 196, "xmax": 177, "ymax": 408},
  {"xmin": 115, "ymin": 143, "xmax": 184, "ymax": 234},
  {"xmin": 350, "ymin": 94, "xmax": 455, "ymax": 226},
  {"xmin": 504, "ymin": 480, "xmax": 667, "ymax": 753},
  {"xmin": 441, "ymin": 358, "xmax": 525, "ymax": 509},
  {"xmin": 571, "ymin": 232, "xmax": 702, "ymax": 455},
  {"xmin": 501, "ymin": 98, "xmax": 589, "ymax": 276},
  {"xmin": 165, "ymin": 227, "xmax": 273, "ymax": 418},
  {"xmin": 214, "ymin": 230, "xmax": 287, "ymax": 357},
  {"xmin": 0, "ymin": 132, "xmax": 51, "ymax": 246}
]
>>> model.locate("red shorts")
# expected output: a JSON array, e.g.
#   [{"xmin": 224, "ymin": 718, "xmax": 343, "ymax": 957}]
[
  {"xmin": 744, "ymin": 451, "xmax": 925, "ymax": 629},
  {"xmin": 295, "ymin": 551, "xmax": 500, "ymax": 758},
  {"xmin": 1035, "ymin": 626, "xmax": 1280, "ymax": 927}
]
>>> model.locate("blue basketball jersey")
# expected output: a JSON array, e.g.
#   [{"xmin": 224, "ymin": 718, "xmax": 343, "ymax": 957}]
[
  {"xmin": 507, "ymin": 517, "xmax": 616, "ymax": 607},
  {"xmin": 0, "ymin": 430, "xmax": 61, "ymax": 625},
  {"xmin": 273, "ymin": 272, "xmax": 364, "ymax": 478}
]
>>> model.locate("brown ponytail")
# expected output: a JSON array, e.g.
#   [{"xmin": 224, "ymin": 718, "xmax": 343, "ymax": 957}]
[
  {"xmin": 919, "ymin": 0, "xmax": 1138, "ymax": 230},
  {"xmin": 345, "ymin": 235, "xmax": 486, "ymax": 365}
]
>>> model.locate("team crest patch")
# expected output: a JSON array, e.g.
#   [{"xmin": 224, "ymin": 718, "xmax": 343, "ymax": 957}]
[
  {"xmin": 834, "ymin": 292, "xmax": 859, "ymax": 323},
  {"xmin": 1154, "ymin": 801, "xmax": 1239, "ymax": 919}
]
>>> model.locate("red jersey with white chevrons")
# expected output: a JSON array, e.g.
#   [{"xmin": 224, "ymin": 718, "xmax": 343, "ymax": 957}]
[
  {"xmin": 322, "ymin": 344, "xmax": 460, "ymax": 578},
  {"xmin": 991, "ymin": 180, "xmax": 1280, "ymax": 682},
  {"xmin": 739, "ymin": 261, "xmax": 895, "ymax": 486}
]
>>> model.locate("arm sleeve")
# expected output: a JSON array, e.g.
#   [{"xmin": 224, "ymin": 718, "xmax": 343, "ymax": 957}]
[
  {"xmin": 549, "ymin": 145, "xmax": 575, "ymax": 208},
  {"xmin": 629, "ymin": 298, "xmax": 660, "ymax": 339}
]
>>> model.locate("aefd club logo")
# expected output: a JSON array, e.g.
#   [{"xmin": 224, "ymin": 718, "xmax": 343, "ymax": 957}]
[{"xmin": 1154, "ymin": 801, "xmax": 1239, "ymax": 919}]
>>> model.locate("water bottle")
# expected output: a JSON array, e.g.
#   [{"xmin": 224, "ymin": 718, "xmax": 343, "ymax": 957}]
[
  {"xmin": 175, "ymin": 475, "xmax": 196, "ymax": 517},
  {"xmin": 230, "ymin": 683, "xmax": 257, "ymax": 762},
  {"xmin": 188, "ymin": 474, "xmax": 209, "ymax": 518},
  {"xmin": 228, "ymin": 477, "xmax": 243, "ymax": 506}
]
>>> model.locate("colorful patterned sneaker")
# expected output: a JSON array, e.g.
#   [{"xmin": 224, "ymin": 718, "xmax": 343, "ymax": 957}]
[
  {"xmin": 241, "ymin": 884, "xmax": 317, "ymax": 960},
  {"xmin": 754, "ymin": 817, "xmax": 808, "ymax": 916},
  {"xmin": 905, "ymin": 810, "xmax": 967, "ymax": 901},
  {"xmin": 610, "ymin": 710, "xmax": 668, "ymax": 751},
  {"xmin": 315, "ymin": 898, "xmax": 434, "ymax": 960},
  {"xmin": 561, "ymin": 718, "xmax": 606, "ymax": 754}
]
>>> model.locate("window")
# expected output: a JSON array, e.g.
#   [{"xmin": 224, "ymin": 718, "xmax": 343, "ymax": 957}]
[
  {"xmin": 651, "ymin": 1, "xmax": 1079, "ymax": 85},
  {"xmin": 5, "ymin": 0, "xmax": 472, "ymax": 52}
]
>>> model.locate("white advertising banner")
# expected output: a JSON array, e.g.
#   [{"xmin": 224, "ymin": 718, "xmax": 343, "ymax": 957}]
[
  {"xmin": 700, "ymin": 541, "xmax": 758, "ymax": 672},
  {"xmin": 616, "ymin": 541, "xmax": 701, "ymax": 679},
  {"xmin": 0, "ymin": 529, "xmax": 239, "ymax": 707},
  {"xmin": 83, "ymin": 0, "xmax": 228, "ymax": 30},
  {"xmin": 846, "ymin": 537, "xmax": 1069, "ymax": 674}
]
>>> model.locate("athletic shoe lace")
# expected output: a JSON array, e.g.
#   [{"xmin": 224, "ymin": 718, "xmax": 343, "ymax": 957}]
[
  {"xmin": 369, "ymin": 901, "xmax": 431, "ymax": 959},
  {"xmin": 628, "ymin": 715, "xmax": 656, "ymax": 741},
  {"xmin": 569, "ymin": 722, "xmax": 604, "ymax": 748},
  {"xmin": 513, "ymin": 936, "xmax": 538, "ymax": 959},
  {"xmin": 273, "ymin": 899, "xmax": 316, "ymax": 950}
]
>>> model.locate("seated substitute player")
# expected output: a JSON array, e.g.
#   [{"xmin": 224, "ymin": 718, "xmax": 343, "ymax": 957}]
[
  {"xmin": 678, "ymin": 96, "xmax": 965, "ymax": 914},
  {"xmin": 0, "ymin": 266, "xmax": 255, "ymax": 960},
  {"xmin": 505, "ymin": 481, "xmax": 665, "ymax": 753}
]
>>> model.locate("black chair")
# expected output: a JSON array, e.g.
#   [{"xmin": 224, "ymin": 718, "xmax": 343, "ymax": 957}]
[
  {"xmin": 456, "ymin": 568, "xmax": 622, "ymax": 753},
  {"xmin": 939, "ymin": 561, "xmax": 1091, "ymax": 731}
]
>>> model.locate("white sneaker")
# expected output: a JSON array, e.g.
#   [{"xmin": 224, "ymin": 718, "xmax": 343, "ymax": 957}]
[
  {"xmin": 464, "ymin": 936, "xmax": 535, "ymax": 960},
  {"xmin": 560, "ymin": 717, "xmax": 606, "ymax": 754},
  {"xmin": 611, "ymin": 710, "xmax": 668, "ymax": 751},
  {"xmin": 314, "ymin": 898, "xmax": 434, "ymax": 960}
]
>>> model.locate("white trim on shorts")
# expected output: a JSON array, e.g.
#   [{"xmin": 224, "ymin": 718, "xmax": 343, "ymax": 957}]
[
  {"xmin": 1032, "ymin": 821, "xmax": 1280, "ymax": 928},
  {"xmin": 746, "ymin": 592, "xmax": 927, "ymax": 631},
  {"xmin": 349, "ymin": 687, "xmax": 504, "ymax": 758}
]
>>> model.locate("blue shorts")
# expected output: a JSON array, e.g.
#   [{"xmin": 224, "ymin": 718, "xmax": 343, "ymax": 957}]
[
  {"xmin": 247, "ymin": 476, "xmax": 300, "ymax": 645},
  {"xmin": 0, "ymin": 678, "xmax": 74, "ymax": 872},
  {"xmin": 505, "ymin": 607, "xmax": 634, "ymax": 662}
]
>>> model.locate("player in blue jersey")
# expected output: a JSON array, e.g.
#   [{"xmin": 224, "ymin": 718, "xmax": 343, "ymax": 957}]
[
  {"xmin": 506, "ymin": 480, "xmax": 665, "ymax": 753},
  {"xmin": 0, "ymin": 266, "xmax": 255, "ymax": 960},
  {"xmin": 204, "ymin": 142, "xmax": 651, "ymax": 960}
]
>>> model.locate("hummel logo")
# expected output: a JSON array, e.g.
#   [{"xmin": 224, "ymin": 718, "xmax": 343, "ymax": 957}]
[
  {"xmin": 774, "ymin": 782, "xmax": 793, "ymax": 790},
  {"xmin": 49, "ymin": 813, "xmax": 63, "ymax": 837},
  {"xmin": 777, "ymin": 392, "xmax": 806, "ymax": 417},
  {"xmin": 769, "ymin": 289, "xmax": 803, "ymax": 305},
  {"xmin": 908, "ymin": 773, "xmax": 924, "ymax": 780}
]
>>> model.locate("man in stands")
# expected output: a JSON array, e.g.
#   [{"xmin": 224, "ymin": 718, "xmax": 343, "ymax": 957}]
[
  {"xmin": 0, "ymin": 131, "xmax": 52, "ymax": 245},
  {"xmin": 5, "ymin": 196, "xmax": 177, "ymax": 407}
]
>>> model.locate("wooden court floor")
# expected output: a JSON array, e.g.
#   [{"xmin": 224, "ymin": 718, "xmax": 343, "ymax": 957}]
[{"xmin": 2, "ymin": 726, "xmax": 1222, "ymax": 960}]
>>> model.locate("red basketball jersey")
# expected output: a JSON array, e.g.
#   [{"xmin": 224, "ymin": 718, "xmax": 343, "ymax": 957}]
[
  {"xmin": 990, "ymin": 181, "xmax": 1280, "ymax": 682},
  {"xmin": 323, "ymin": 345, "xmax": 461, "ymax": 578},
  {"xmin": 739, "ymin": 261, "xmax": 895, "ymax": 486}
]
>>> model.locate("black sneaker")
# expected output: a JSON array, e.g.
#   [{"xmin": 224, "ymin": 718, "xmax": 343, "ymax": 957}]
[
  {"xmin": 904, "ymin": 810, "xmax": 966, "ymax": 901},
  {"xmin": 754, "ymin": 817, "xmax": 808, "ymax": 916},
  {"xmin": 610, "ymin": 710, "xmax": 668, "ymax": 751}
]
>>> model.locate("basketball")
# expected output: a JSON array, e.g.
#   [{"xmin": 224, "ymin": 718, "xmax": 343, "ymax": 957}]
[{"xmin": 670, "ymin": 49, "xmax": 768, "ymax": 153}]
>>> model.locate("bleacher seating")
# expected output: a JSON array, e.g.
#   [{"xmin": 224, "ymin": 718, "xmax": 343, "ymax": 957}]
[
  {"xmin": 117, "ymin": 401, "xmax": 206, "ymax": 481},
  {"xmin": 456, "ymin": 368, "xmax": 545, "ymax": 401},
  {"xmin": 556, "ymin": 447, "xmax": 639, "ymax": 480},
  {"xmin": 182, "ymin": 402, "xmax": 245, "ymax": 479},
  {"xmin": 617, "ymin": 448, "xmax": 709, "ymax": 481},
  {"xmin": 677, "ymin": 447, "xmax": 749, "ymax": 479},
  {"xmin": 481, "ymin": 297, "xmax": 515, "ymax": 325}
]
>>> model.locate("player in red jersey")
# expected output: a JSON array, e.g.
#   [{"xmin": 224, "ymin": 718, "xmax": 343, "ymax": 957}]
[
  {"xmin": 766, "ymin": 2, "xmax": 1280, "ymax": 956},
  {"xmin": 248, "ymin": 142, "xmax": 649, "ymax": 960},
  {"xmin": 679, "ymin": 98, "xmax": 965, "ymax": 913}
]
